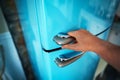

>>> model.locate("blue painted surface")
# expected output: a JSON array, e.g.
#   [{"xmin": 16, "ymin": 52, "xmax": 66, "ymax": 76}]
[{"xmin": 15, "ymin": 0, "xmax": 120, "ymax": 80}]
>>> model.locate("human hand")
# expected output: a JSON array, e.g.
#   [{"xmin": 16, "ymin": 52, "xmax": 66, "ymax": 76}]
[{"xmin": 62, "ymin": 30, "xmax": 101, "ymax": 52}]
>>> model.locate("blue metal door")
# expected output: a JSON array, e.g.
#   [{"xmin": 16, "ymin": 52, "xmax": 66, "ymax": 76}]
[{"xmin": 15, "ymin": 0, "xmax": 120, "ymax": 80}]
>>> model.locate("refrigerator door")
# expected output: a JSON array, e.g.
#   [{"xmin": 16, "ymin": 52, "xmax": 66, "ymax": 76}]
[{"xmin": 15, "ymin": 0, "xmax": 120, "ymax": 80}]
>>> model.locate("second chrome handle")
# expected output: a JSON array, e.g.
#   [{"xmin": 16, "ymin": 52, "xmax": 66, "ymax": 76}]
[{"xmin": 55, "ymin": 51, "xmax": 85, "ymax": 67}]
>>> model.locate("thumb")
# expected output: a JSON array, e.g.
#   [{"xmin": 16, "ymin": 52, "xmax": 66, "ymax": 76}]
[{"xmin": 68, "ymin": 31, "xmax": 77, "ymax": 37}]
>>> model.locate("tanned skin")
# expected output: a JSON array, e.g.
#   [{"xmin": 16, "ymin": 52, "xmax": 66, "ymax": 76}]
[{"xmin": 62, "ymin": 30, "xmax": 120, "ymax": 71}]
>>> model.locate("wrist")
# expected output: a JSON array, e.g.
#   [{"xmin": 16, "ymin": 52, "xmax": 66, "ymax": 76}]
[{"xmin": 90, "ymin": 37, "xmax": 107, "ymax": 53}]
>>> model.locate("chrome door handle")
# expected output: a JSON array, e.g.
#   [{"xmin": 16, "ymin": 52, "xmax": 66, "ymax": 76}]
[
  {"xmin": 55, "ymin": 51, "xmax": 85, "ymax": 67},
  {"xmin": 53, "ymin": 33, "xmax": 76, "ymax": 45}
]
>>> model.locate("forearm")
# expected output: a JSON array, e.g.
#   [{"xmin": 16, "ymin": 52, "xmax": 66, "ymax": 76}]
[{"xmin": 92, "ymin": 39, "xmax": 120, "ymax": 71}]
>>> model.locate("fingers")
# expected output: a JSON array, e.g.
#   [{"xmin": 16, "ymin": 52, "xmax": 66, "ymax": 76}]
[
  {"xmin": 62, "ymin": 30, "xmax": 94, "ymax": 51},
  {"xmin": 62, "ymin": 44, "xmax": 80, "ymax": 51},
  {"xmin": 68, "ymin": 31, "xmax": 78, "ymax": 37},
  {"xmin": 68, "ymin": 29, "xmax": 88, "ymax": 36}
]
